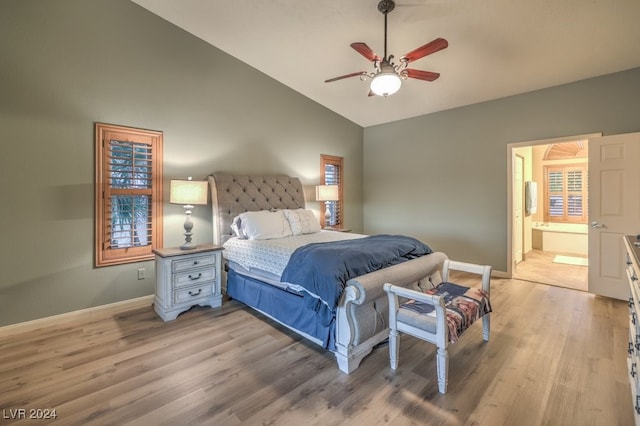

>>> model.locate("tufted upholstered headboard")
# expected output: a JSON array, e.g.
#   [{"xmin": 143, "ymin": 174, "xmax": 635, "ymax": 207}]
[{"xmin": 208, "ymin": 172, "xmax": 306, "ymax": 244}]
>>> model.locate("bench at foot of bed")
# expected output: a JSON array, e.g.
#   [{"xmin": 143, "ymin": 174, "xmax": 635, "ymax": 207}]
[{"xmin": 384, "ymin": 259, "xmax": 492, "ymax": 393}]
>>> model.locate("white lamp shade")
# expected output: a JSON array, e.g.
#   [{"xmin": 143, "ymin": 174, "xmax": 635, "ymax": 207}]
[
  {"xmin": 370, "ymin": 72, "xmax": 402, "ymax": 97},
  {"xmin": 316, "ymin": 184, "xmax": 339, "ymax": 201},
  {"xmin": 170, "ymin": 179, "xmax": 208, "ymax": 205}
]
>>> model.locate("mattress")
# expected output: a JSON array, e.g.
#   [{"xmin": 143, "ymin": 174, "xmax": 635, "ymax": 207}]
[
  {"xmin": 222, "ymin": 230, "xmax": 364, "ymax": 278},
  {"xmin": 226, "ymin": 260, "xmax": 302, "ymax": 293}
]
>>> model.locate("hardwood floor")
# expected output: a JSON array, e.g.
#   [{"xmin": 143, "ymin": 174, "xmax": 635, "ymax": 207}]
[
  {"xmin": 0, "ymin": 274, "xmax": 632, "ymax": 425},
  {"xmin": 514, "ymin": 249, "xmax": 588, "ymax": 292}
]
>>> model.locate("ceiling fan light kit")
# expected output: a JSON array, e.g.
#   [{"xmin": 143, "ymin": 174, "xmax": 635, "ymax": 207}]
[
  {"xmin": 325, "ymin": 0, "xmax": 448, "ymax": 97},
  {"xmin": 370, "ymin": 71, "xmax": 402, "ymax": 96}
]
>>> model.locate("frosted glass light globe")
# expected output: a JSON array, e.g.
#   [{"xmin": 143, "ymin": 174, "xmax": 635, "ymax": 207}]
[{"xmin": 370, "ymin": 72, "xmax": 402, "ymax": 96}]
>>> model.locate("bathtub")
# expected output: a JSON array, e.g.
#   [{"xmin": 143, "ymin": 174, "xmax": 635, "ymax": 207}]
[{"xmin": 531, "ymin": 222, "xmax": 588, "ymax": 256}]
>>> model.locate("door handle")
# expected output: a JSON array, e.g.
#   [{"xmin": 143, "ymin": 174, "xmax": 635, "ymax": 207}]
[{"xmin": 590, "ymin": 221, "xmax": 606, "ymax": 229}]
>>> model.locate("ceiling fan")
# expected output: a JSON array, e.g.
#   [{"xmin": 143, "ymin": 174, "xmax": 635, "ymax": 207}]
[{"xmin": 324, "ymin": 0, "xmax": 448, "ymax": 97}]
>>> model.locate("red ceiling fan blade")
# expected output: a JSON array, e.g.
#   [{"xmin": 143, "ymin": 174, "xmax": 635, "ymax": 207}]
[
  {"xmin": 324, "ymin": 71, "xmax": 367, "ymax": 83},
  {"xmin": 405, "ymin": 69, "xmax": 440, "ymax": 81},
  {"xmin": 350, "ymin": 42, "xmax": 381, "ymax": 62},
  {"xmin": 401, "ymin": 38, "xmax": 448, "ymax": 63}
]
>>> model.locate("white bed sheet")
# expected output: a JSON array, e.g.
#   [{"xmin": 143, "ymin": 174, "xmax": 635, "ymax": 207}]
[{"xmin": 223, "ymin": 230, "xmax": 364, "ymax": 279}]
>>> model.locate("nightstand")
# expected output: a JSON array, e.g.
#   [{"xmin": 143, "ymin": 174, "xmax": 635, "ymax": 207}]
[
  {"xmin": 324, "ymin": 227, "xmax": 352, "ymax": 232},
  {"xmin": 152, "ymin": 244, "xmax": 223, "ymax": 321}
]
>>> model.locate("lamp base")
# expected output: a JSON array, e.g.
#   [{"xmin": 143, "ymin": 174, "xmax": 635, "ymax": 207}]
[
  {"xmin": 180, "ymin": 209, "xmax": 196, "ymax": 250},
  {"xmin": 179, "ymin": 241, "xmax": 198, "ymax": 250}
]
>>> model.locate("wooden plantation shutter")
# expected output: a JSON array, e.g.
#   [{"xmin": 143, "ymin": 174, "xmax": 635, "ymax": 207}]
[
  {"xmin": 544, "ymin": 164, "xmax": 587, "ymax": 223},
  {"xmin": 95, "ymin": 123, "xmax": 163, "ymax": 267},
  {"xmin": 320, "ymin": 154, "xmax": 344, "ymax": 227},
  {"xmin": 566, "ymin": 168, "xmax": 585, "ymax": 220},
  {"xmin": 546, "ymin": 168, "xmax": 564, "ymax": 220}
]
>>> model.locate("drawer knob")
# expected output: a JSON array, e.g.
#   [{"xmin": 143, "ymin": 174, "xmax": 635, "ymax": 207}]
[
  {"xmin": 188, "ymin": 273, "xmax": 202, "ymax": 281},
  {"xmin": 630, "ymin": 342, "xmax": 635, "ymax": 355},
  {"xmin": 188, "ymin": 289, "xmax": 202, "ymax": 297},
  {"xmin": 193, "ymin": 261, "xmax": 199, "ymax": 265}
]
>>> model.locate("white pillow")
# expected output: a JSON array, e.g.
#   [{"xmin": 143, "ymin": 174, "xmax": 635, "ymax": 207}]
[
  {"xmin": 237, "ymin": 210, "xmax": 293, "ymax": 240},
  {"xmin": 283, "ymin": 209, "xmax": 321, "ymax": 235}
]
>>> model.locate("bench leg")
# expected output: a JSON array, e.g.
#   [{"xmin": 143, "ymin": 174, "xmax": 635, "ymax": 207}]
[
  {"xmin": 389, "ymin": 329, "xmax": 399, "ymax": 370},
  {"xmin": 483, "ymin": 314, "xmax": 490, "ymax": 342},
  {"xmin": 436, "ymin": 346, "xmax": 449, "ymax": 394}
]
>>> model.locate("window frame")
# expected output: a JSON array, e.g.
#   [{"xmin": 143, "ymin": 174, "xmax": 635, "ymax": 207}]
[
  {"xmin": 543, "ymin": 163, "xmax": 587, "ymax": 224},
  {"xmin": 95, "ymin": 123, "xmax": 163, "ymax": 267},
  {"xmin": 320, "ymin": 154, "xmax": 344, "ymax": 228}
]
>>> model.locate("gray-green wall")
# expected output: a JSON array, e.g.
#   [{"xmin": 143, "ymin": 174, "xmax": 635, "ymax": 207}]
[
  {"xmin": 364, "ymin": 67, "xmax": 640, "ymax": 271},
  {"xmin": 0, "ymin": 0, "xmax": 363, "ymax": 326}
]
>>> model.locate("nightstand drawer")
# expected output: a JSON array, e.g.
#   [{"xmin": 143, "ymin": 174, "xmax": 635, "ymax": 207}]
[
  {"xmin": 173, "ymin": 285, "xmax": 213, "ymax": 304},
  {"xmin": 174, "ymin": 268, "xmax": 216, "ymax": 288},
  {"xmin": 172, "ymin": 254, "xmax": 216, "ymax": 273}
]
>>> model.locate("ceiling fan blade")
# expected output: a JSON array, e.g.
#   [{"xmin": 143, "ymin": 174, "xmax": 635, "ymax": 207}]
[
  {"xmin": 350, "ymin": 42, "xmax": 381, "ymax": 62},
  {"xmin": 324, "ymin": 71, "xmax": 367, "ymax": 83},
  {"xmin": 368, "ymin": 90, "xmax": 377, "ymax": 97},
  {"xmin": 401, "ymin": 38, "xmax": 448, "ymax": 63},
  {"xmin": 405, "ymin": 69, "xmax": 440, "ymax": 81}
]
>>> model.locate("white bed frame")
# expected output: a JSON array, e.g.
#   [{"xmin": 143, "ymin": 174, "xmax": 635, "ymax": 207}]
[{"xmin": 208, "ymin": 172, "xmax": 447, "ymax": 373}]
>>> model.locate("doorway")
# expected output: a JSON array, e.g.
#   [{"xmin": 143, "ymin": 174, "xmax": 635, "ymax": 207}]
[{"xmin": 507, "ymin": 134, "xmax": 599, "ymax": 292}]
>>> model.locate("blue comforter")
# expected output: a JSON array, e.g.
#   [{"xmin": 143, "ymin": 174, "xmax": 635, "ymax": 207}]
[{"xmin": 280, "ymin": 234, "xmax": 433, "ymax": 327}]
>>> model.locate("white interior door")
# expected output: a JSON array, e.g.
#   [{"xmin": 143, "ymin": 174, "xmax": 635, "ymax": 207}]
[
  {"xmin": 514, "ymin": 155, "xmax": 524, "ymax": 264},
  {"xmin": 588, "ymin": 132, "xmax": 640, "ymax": 299}
]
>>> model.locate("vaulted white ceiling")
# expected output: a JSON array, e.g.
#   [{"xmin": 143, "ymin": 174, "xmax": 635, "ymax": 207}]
[{"xmin": 132, "ymin": 0, "xmax": 640, "ymax": 127}]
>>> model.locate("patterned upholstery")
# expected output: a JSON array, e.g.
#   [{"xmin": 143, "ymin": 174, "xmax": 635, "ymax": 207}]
[
  {"xmin": 398, "ymin": 282, "xmax": 492, "ymax": 343},
  {"xmin": 208, "ymin": 173, "xmax": 306, "ymax": 244}
]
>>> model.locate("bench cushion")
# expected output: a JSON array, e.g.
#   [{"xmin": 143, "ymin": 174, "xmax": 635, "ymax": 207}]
[{"xmin": 398, "ymin": 282, "xmax": 492, "ymax": 343}]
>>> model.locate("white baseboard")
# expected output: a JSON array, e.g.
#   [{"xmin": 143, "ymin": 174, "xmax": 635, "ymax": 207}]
[
  {"xmin": 0, "ymin": 295, "xmax": 154, "ymax": 336},
  {"xmin": 492, "ymin": 269, "xmax": 508, "ymax": 278}
]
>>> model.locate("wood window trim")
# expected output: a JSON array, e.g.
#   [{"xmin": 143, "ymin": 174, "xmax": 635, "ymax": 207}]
[
  {"xmin": 95, "ymin": 123, "xmax": 163, "ymax": 267},
  {"xmin": 320, "ymin": 154, "xmax": 344, "ymax": 228}
]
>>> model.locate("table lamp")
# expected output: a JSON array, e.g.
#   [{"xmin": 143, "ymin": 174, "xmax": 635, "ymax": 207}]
[
  {"xmin": 316, "ymin": 184, "xmax": 339, "ymax": 227},
  {"xmin": 170, "ymin": 177, "xmax": 208, "ymax": 250}
]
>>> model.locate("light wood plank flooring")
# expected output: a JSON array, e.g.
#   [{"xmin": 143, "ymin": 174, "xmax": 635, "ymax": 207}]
[
  {"xmin": 0, "ymin": 275, "xmax": 632, "ymax": 425},
  {"xmin": 515, "ymin": 249, "xmax": 588, "ymax": 292}
]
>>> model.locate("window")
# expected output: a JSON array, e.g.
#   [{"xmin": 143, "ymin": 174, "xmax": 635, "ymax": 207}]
[
  {"xmin": 544, "ymin": 164, "xmax": 587, "ymax": 223},
  {"xmin": 320, "ymin": 154, "xmax": 344, "ymax": 227},
  {"xmin": 95, "ymin": 123, "xmax": 163, "ymax": 267}
]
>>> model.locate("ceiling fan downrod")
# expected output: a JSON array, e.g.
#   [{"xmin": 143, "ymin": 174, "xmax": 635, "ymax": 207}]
[{"xmin": 378, "ymin": 0, "xmax": 395, "ymax": 62}]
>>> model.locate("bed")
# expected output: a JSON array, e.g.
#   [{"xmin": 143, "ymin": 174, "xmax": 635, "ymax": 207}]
[{"xmin": 208, "ymin": 172, "xmax": 448, "ymax": 373}]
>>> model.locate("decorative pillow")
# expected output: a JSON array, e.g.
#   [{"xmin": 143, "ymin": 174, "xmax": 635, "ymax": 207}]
[
  {"xmin": 236, "ymin": 210, "xmax": 293, "ymax": 240},
  {"xmin": 283, "ymin": 209, "xmax": 321, "ymax": 235}
]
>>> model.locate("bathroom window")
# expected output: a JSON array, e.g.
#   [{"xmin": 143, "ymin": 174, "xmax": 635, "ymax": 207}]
[{"xmin": 544, "ymin": 165, "xmax": 587, "ymax": 224}]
